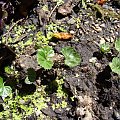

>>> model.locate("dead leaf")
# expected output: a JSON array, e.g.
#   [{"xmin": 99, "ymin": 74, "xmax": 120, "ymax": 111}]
[
  {"xmin": 53, "ymin": 32, "xmax": 73, "ymax": 40},
  {"xmin": 97, "ymin": 0, "xmax": 107, "ymax": 5}
]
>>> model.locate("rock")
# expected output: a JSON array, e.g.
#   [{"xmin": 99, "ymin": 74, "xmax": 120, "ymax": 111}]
[
  {"xmin": 83, "ymin": 110, "xmax": 92, "ymax": 120},
  {"xmin": 95, "ymin": 62, "xmax": 102, "ymax": 69},
  {"xmin": 76, "ymin": 107, "xmax": 85, "ymax": 116},
  {"xmin": 57, "ymin": 0, "xmax": 72, "ymax": 16},
  {"xmin": 67, "ymin": 18, "xmax": 76, "ymax": 24},
  {"xmin": 100, "ymin": 23, "xmax": 106, "ymax": 28},
  {"xmin": 89, "ymin": 57, "xmax": 97, "ymax": 64},
  {"xmin": 17, "ymin": 55, "xmax": 39, "ymax": 72},
  {"xmin": 41, "ymin": 107, "xmax": 56, "ymax": 117},
  {"xmin": 113, "ymin": 110, "xmax": 120, "ymax": 120},
  {"xmin": 35, "ymin": 110, "xmax": 41, "ymax": 117}
]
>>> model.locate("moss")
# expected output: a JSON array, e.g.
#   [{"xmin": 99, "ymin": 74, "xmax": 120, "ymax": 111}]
[
  {"xmin": 0, "ymin": 85, "xmax": 49, "ymax": 119},
  {"xmin": 88, "ymin": 3, "xmax": 120, "ymax": 20},
  {"xmin": 1, "ymin": 23, "xmax": 36, "ymax": 54}
]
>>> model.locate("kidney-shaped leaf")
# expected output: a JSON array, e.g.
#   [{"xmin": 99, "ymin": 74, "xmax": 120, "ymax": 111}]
[
  {"xmin": 109, "ymin": 57, "xmax": 120, "ymax": 75},
  {"xmin": 0, "ymin": 86, "xmax": 12, "ymax": 99},
  {"xmin": 37, "ymin": 46, "xmax": 54, "ymax": 69},
  {"xmin": 61, "ymin": 46, "xmax": 81, "ymax": 67}
]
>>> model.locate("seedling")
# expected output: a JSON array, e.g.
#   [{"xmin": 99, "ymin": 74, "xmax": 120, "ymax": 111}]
[
  {"xmin": 100, "ymin": 42, "xmax": 110, "ymax": 53},
  {"xmin": 115, "ymin": 38, "xmax": 120, "ymax": 52},
  {"xmin": 0, "ymin": 77, "xmax": 12, "ymax": 99},
  {"xmin": 4, "ymin": 66, "xmax": 14, "ymax": 75},
  {"xmin": 109, "ymin": 57, "xmax": 120, "ymax": 75},
  {"xmin": 37, "ymin": 46, "xmax": 55, "ymax": 69},
  {"xmin": 109, "ymin": 38, "xmax": 120, "ymax": 75},
  {"xmin": 61, "ymin": 46, "xmax": 81, "ymax": 67}
]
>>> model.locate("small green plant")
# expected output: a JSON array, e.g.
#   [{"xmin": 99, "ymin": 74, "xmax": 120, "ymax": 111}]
[
  {"xmin": 61, "ymin": 46, "xmax": 81, "ymax": 67},
  {"xmin": 100, "ymin": 42, "xmax": 110, "ymax": 53},
  {"xmin": 115, "ymin": 38, "xmax": 120, "ymax": 52},
  {"xmin": 0, "ymin": 85, "xmax": 49, "ymax": 119},
  {"xmin": 56, "ymin": 79, "xmax": 67, "ymax": 98},
  {"xmin": 46, "ymin": 23, "xmax": 66, "ymax": 33},
  {"xmin": 51, "ymin": 78, "xmax": 68, "ymax": 110},
  {"xmin": 35, "ymin": 23, "xmax": 66, "ymax": 48},
  {"xmin": 109, "ymin": 38, "xmax": 120, "ymax": 75},
  {"xmin": 109, "ymin": 57, "xmax": 120, "ymax": 75},
  {"xmin": 4, "ymin": 66, "xmax": 14, "ymax": 75},
  {"xmin": 37, "ymin": 46, "xmax": 55, "ymax": 69},
  {"xmin": 0, "ymin": 77, "xmax": 12, "ymax": 99}
]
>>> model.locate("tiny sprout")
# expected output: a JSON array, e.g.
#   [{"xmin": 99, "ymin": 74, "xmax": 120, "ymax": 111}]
[
  {"xmin": 115, "ymin": 38, "xmax": 120, "ymax": 52},
  {"xmin": 100, "ymin": 42, "xmax": 110, "ymax": 53}
]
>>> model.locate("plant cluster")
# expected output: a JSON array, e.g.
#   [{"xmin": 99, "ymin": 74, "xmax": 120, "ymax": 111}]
[
  {"xmin": 37, "ymin": 46, "xmax": 81, "ymax": 69},
  {"xmin": 109, "ymin": 39, "xmax": 120, "ymax": 75},
  {"xmin": 100, "ymin": 38, "xmax": 120, "ymax": 75},
  {"xmin": 0, "ymin": 77, "xmax": 12, "ymax": 99},
  {"xmin": 0, "ymin": 85, "xmax": 49, "ymax": 120}
]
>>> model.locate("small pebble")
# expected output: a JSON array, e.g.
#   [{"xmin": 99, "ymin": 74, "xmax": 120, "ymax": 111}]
[
  {"xmin": 76, "ymin": 107, "xmax": 85, "ymax": 116},
  {"xmin": 95, "ymin": 26, "xmax": 102, "ymax": 32},
  {"xmin": 95, "ymin": 62, "xmax": 102, "ymax": 69},
  {"xmin": 105, "ymin": 37, "xmax": 111, "ymax": 42},
  {"xmin": 89, "ymin": 57, "xmax": 97, "ymax": 64},
  {"xmin": 99, "ymin": 37, "xmax": 105, "ymax": 44},
  {"xmin": 67, "ymin": 18, "xmax": 76, "ymax": 24},
  {"xmin": 113, "ymin": 110, "xmax": 120, "ymax": 120},
  {"xmin": 83, "ymin": 110, "xmax": 92, "ymax": 120},
  {"xmin": 110, "ymin": 37, "xmax": 115, "ymax": 42},
  {"xmin": 19, "ymin": 99, "xmax": 25, "ymax": 104},
  {"xmin": 100, "ymin": 23, "xmax": 106, "ymax": 28},
  {"xmin": 35, "ymin": 110, "xmax": 41, "ymax": 116},
  {"xmin": 84, "ymin": 21, "xmax": 89, "ymax": 24},
  {"xmin": 70, "ymin": 30, "xmax": 75, "ymax": 34},
  {"xmin": 49, "ymin": 42, "xmax": 57, "ymax": 46}
]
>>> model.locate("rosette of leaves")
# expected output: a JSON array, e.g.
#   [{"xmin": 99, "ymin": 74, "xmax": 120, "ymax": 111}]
[
  {"xmin": 37, "ymin": 46, "xmax": 55, "ymax": 69},
  {"xmin": 109, "ymin": 57, "xmax": 120, "ymax": 75},
  {"xmin": 0, "ymin": 77, "xmax": 12, "ymax": 99},
  {"xmin": 61, "ymin": 46, "xmax": 81, "ymax": 67},
  {"xmin": 115, "ymin": 38, "xmax": 120, "ymax": 52}
]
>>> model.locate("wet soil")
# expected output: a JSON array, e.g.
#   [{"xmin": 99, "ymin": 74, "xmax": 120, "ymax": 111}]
[{"xmin": 0, "ymin": 0, "xmax": 120, "ymax": 120}]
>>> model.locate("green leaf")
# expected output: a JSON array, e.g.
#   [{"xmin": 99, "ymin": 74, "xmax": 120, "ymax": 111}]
[
  {"xmin": 37, "ymin": 46, "xmax": 54, "ymax": 69},
  {"xmin": 25, "ymin": 77, "xmax": 32, "ymax": 84},
  {"xmin": 100, "ymin": 42, "xmax": 110, "ymax": 53},
  {"xmin": 61, "ymin": 46, "xmax": 81, "ymax": 67},
  {"xmin": 0, "ymin": 87, "xmax": 4, "ymax": 96},
  {"xmin": 25, "ymin": 68, "xmax": 36, "ymax": 84},
  {"xmin": 4, "ymin": 66, "xmax": 14, "ymax": 74},
  {"xmin": 115, "ymin": 38, "xmax": 120, "ymax": 52},
  {"xmin": 0, "ymin": 86, "xmax": 12, "ymax": 99},
  {"xmin": 109, "ymin": 57, "xmax": 120, "ymax": 75},
  {"xmin": 0, "ymin": 77, "xmax": 4, "ymax": 88}
]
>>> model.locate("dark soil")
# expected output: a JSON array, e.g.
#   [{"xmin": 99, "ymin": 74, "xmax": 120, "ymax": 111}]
[{"xmin": 0, "ymin": 0, "xmax": 120, "ymax": 120}]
